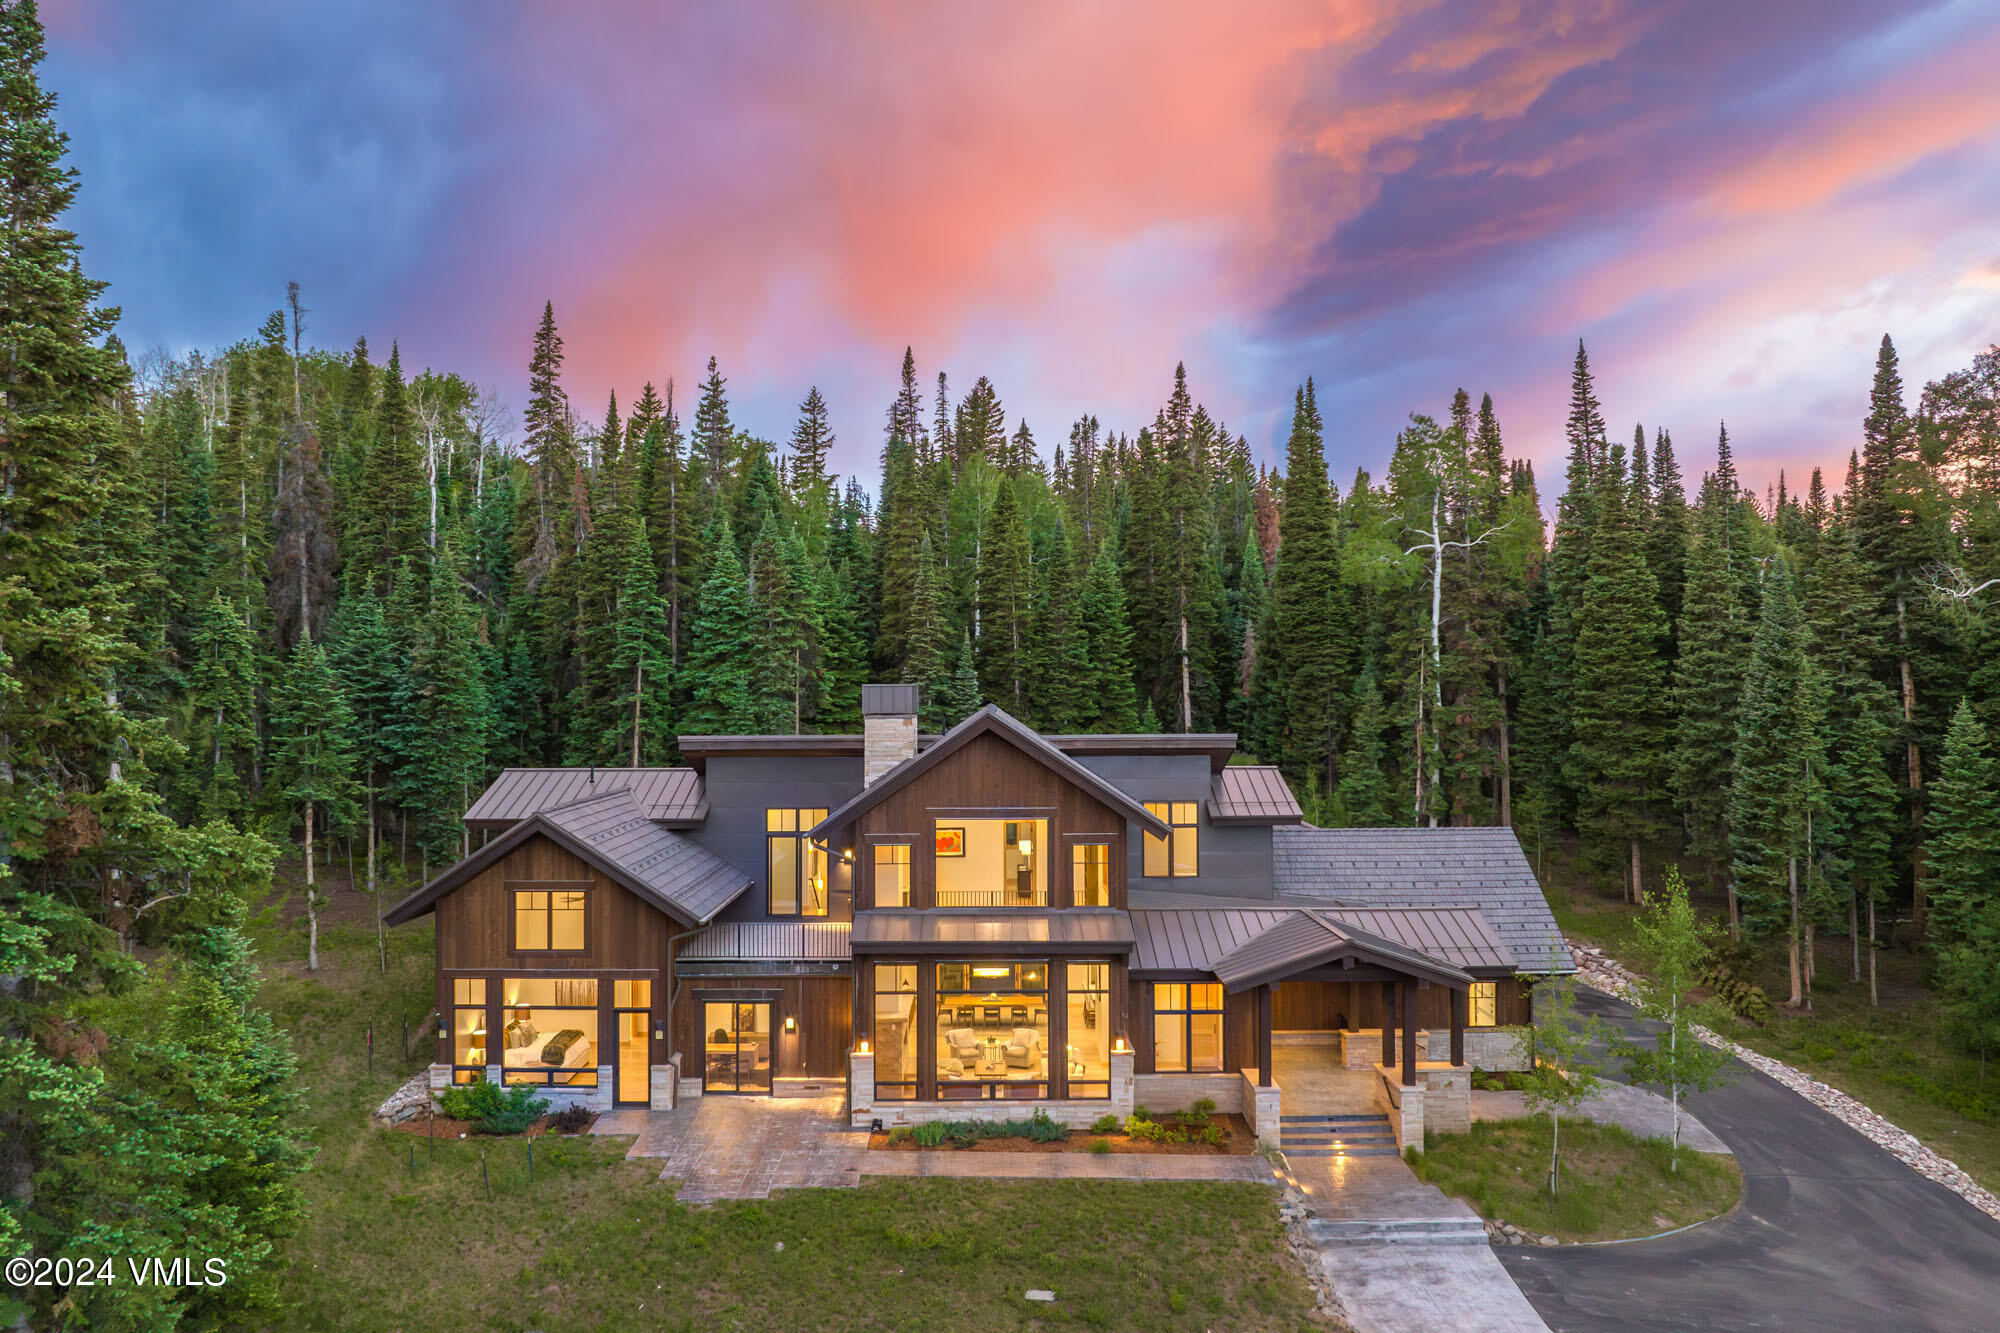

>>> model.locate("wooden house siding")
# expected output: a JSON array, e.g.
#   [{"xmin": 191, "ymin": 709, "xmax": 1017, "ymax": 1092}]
[
  {"xmin": 672, "ymin": 974, "xmax": 852, "ymax": 1080},
  {"xmin": 1272, "ymin": 977, "xmax": 1529, "ymax": 1030},
  {"xmin": 855, "ymin": 730, "xmax": 1127, "ymax": 911}
]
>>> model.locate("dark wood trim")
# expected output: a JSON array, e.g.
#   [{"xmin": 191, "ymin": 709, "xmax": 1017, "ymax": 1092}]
[
  {"xmin": 1449, "ymin": 988, "xmax": 1466, "ymax": 1066},
  {"xmin": 1257, "ymin": 984, "xmax": 1273, "ymax": 1086},
  {"xmin": 1399, "ymin": 981, "xmax": 1417, "ymax": 1085},
  {"xmin": 507, "ymin": 884, "xmax": 592, "ymax": 957},
  {"xmin": 1381, "ymin": 980, "xmax": 1395, "ymax": 1067}
]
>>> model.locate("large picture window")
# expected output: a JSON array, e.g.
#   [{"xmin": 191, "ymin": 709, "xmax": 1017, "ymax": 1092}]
[
  {"xmin": 874, "ymin": 843, "xmax": 911, "ymax": 907},
  {"xmin": 767, "ymin": 808, "xmax": 830, "ymax": 916},
  {"xmin": 1071, "ymin": 842, "xmax": 1111, "ymax": 907},
  {"xmin": 451, "ymin": 977, "xmax": 488, "ymax": 1085},
  {"xmin": 1153, "ymin": 982, "xmax": 1223, "ymax": 1072},
  {"xmin": 1065, "ymin": 963, "xmax": 1112, "ymax": 1098},
  {"xmin": 934, "ymin": 818, "xmax": 1047, "ymax": 907},
  {"xmin": 512, "ymin": 886, "xmax": 587, "ymax": 952},
  {"xmin": 499, "ymin": 977, "xmax": 599, "ymax": 1087},
  {"xmin": 1142, "ymin": 803, "xmax": 1199, "ymax": 878},
  {"xmin": 935, "ymin": 960, "xmax": 1049, "ymax": 1099},
  {"xmin": 872, "ymin": 964, "xmax": 918, "ymax": 1100}
]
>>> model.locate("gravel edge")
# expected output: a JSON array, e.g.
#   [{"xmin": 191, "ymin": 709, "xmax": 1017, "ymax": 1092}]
[{"xmin": 1568, "ymin": 942, "xmax": 2000, "ymax": 1224}]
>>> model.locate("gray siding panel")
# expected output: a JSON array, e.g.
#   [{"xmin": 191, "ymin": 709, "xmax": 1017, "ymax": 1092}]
[
  {"xmin": 691, "ymin": 755, "xmax": 865, "ymax": 925},
  {"xmin": 1074, "ymin": 754, "xmax": 1278, "ymax": 901}
]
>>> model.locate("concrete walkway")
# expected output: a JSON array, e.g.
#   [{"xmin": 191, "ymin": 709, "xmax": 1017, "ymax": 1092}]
[
  {"xmin": 1272, "ymin": 1044, "xmax": 1552, "ymax": 1333},
  {"xmin": 1472, "ymin": 1081, "xmax": 1730, "ymax": 1154}
]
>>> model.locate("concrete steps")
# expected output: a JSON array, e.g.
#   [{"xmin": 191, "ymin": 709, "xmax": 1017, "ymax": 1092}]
[
  {"xmin": 1279, "ymin": 1112, "xmax": 1399, "ymax": 1158},
  {"xmin": 1307, "ymin": 1215, "xmax": 1491, "ymax": 1247}
]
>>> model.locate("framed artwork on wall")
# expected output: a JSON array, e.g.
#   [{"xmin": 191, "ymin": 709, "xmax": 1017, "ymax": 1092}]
[{"xmin": 935, "ymin": 827, "xmax": 965, "ymax": 857}]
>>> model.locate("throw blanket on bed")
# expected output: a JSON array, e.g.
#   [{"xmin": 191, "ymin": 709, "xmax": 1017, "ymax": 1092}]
[{"xmin": 540, "ymin": 1029, "xmax": 586, "ymax": 1065}]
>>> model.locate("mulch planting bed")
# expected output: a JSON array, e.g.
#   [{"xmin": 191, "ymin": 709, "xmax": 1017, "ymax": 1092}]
[{"xmin": 869, "ymin": 1112, "xmax": 1255, "ymax": 1154}]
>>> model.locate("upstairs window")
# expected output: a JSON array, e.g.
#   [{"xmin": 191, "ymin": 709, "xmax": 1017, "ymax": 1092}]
[
  {"xmin": 874, "ymin": 843, "xmax": 912, "ymax": 908},
  {"xmin": 767, "ymin": 808, "xmax": 830, "ymax": 916},
  {"xmin": 1142, "ymin": 802, "xmax": 1199, "ymax": 878},
  {"xmin": 1071, "ymin": 842, "xmax": 1111, "ymax": 906},
  {"xmin": 513, "ymin": 887, "xmax": 587, "ymax": 952}
]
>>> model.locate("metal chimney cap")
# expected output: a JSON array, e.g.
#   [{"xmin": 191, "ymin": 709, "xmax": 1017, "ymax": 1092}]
[{"xmin": 861, "ymin": 683, "xmax": 920, "ymax": 717}]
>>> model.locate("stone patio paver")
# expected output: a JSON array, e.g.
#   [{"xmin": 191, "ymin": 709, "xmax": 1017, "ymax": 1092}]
[{"xmin": 626, "ymin": 1094, "xmax": 867, "ymax": 1202}]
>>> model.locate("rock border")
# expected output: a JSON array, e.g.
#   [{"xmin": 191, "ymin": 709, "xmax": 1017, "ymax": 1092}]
[
  {"xmin": 1568, "ymin": 942, "xmax": 2000, "ymax": 1224},
  {"xmin": 1276, "ymin": 1184, "xmax": 1351, "ymax": 1326}
]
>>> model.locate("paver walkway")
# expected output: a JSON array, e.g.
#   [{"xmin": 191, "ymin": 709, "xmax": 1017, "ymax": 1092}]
[
  {"xmin": 1272, "ymin": 1043, "xmax": 1552, "ymax": 1333},
  {"xmin": 625, "ymin": 1093, "xmax": 868, "ymax": 1202},
  {"xmin": 1472, "ymin": 1082, "xmax": 1729, "ymax": 1153}
]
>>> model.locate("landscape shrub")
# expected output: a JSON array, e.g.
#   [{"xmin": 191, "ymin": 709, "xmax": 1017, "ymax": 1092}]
[
  {"xmin": 1089, "ymin": 1113, "xmax": 1123, "ymax": 1135},
  {"xmin": 912, "ymin": 1121, "xmax": 949, "ymax": 1148},
  {"xmin": 886, "ymin": 1126, "xmax": 915, "ymax": 1145},
  {"xmin": 1088, "ymin": 1137, "xmax": 1113, "ymax": 1155},
  {"xmin": 1024, "ymin": 1111, "xmax": 1066, "ymax": 1143},
  {"xmin": 551, "ymin": 1103, "xmax": 593, "ymax": 1134},
  {"xmin": 435, "ymin": 1081, "xmax": 548, "ymax": 1135}
]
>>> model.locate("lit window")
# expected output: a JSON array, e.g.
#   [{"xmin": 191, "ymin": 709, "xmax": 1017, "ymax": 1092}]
[
  {"xmin": 872, "ymin": 964, "xmax": 918, "ymax": 1101},
  {"xmin": 1066, "ymin": 963, "xmax": 1112, "ymax": 1098},
  {"xmin": 1072, "ymin": 843, "xmax": 1111, "ymax": 906},
  {"xmin": 1469, "ymin": 981, "xmax": 1497, "ymax": 1028},
  {"xmin": 1142, "ymin": 802, "xmax": 1199, "ymax": 878},
  {"xmin": 1153, "ymin": 982, "xmax": 1223, "ymax": 1072},
  {"xmin": 874, "ymin": 843, "xmax": 912, "ymax": 907},
  {"xmin": 451, "ymin": 977, "xmax": 488, "ymax": 1082},
  {"xmin": 512, "ymin": 889, "xmax": 586, "ymax": 952},
  {"xmin": 499, "ymin": 977, "xmax": 598, "ymax": 1088},
  {"xmin": 766, "ymin": 808, "xmax": 830, "ymax": 916}
]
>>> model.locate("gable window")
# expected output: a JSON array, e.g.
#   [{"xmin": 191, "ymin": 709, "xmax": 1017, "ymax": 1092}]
[
  {"xmin": 513, "ymin": 887, "xmax": 587, "ymax": 952},
  {"xmin": 1153, "ymin": 982, "xmax": 1223, "ymax": 1072},
  {"xmin": 935, "ymin": 818, "xmax": 1047, "ymax": 907},
  {"xmin": 767, "ymin": 808, "xmax": 830, "ymax": 916},
  {"xmin": 1142, "ymin": 803, "xmax": 1199, "ymax": 878},
  {"xmin": 874, "ymin": 843, "xmax": 911, "ymax": 908},
  {"xmin": 1071, "ymin": 842, "xmax": 1111, "ymax": 906},
  {"xmin": 1468, "ymin": 981, "xmax": 1498, "ymax": 1028}
]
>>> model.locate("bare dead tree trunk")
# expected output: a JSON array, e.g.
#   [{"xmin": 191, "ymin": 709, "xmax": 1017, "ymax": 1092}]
[
  {"xmin": 1630, "ymin": 837, "xmax": 1644, "ymax": 907},
  {"xmin": 1496, "ymin": 665, "xmax": 1512, "ymax": 828},
  {"xmin": 1786, "ymin": 854, "xmax": 1803, "ymax": 1008},
  {"xmin": 1850, "ymin": 884, "xmax": 1861, "ymax": 984},
  {"xmin": 1868, "ymin": 895, "xmax": 1878, "ymax": 1007},
  {"xmin": 305, "ymin": 797, "xmax": 320, "ymax": 972},
  {"xmin": 1896, "ymin": 590, "xmax": 1925, "ymax": 937}
]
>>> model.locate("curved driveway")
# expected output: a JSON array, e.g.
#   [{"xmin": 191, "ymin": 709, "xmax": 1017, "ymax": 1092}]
[{"xmin": 1498, "ymin": 988, "xmax": 2000, "ymax": 1333}]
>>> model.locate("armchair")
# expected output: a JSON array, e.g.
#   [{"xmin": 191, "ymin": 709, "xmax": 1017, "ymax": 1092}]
[
  {"xmin": 944, "ymin": 1028, "xmax": 981, "ymax": 1063},
  {"xmin": 1003, "ymin": 1027, "xmax": 1043, "ymax": 1071}
]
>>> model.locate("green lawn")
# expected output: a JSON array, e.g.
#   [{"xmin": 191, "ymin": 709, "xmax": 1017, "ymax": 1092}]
[
  {"xmin": 251, "ymin": 886, "xmax": 1330, "ymax": 1332},
  {"xmin": 1547, "ymin": 855, "xmax": 2000, "ymax": 1195},
  {"xmin": 1409, "ymin": 1118, "xmax": 1741, "ymax": 1243}
]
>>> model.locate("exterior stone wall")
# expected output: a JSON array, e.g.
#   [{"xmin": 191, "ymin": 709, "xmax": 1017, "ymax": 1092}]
[
  {"xmin": 1133, "ymin": 1072, "xmax": 1244, "ymax": 1114},
  {"xmin": 533, "ymin": 1066, "xmax": 614, "ymax": 1111},
  {"xmin": 1444, "ymin": 1027, "xmax": 1530, "ymax": 1071},
  {"xmin": 649, "ymin": 1061, "xmax": 678, "ymax": 1110},
  {"xmin": 1374, "ymin": 1065, "xmax": 1425, "ymax": 1152},
  {"xmin": 863, "ymin": 714, "xmax": 918, "ymax": 785},
  {"xmin": 1341, "ymin": 1028, "xmax": 1428, "ymax": 1069},
  {"xmin": 1418, "ymin": 1063, "xmax": 1470, "ymax": 1135},
  {"xmin": 1239, "ymin": 1070, "xmax": 1280, "ymax": 1149}
]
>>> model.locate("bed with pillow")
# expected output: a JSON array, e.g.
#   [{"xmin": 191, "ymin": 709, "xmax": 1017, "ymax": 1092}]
[{"xmin": 501, "ymin": 1016, "xmax": 595, "ymax": 1084}]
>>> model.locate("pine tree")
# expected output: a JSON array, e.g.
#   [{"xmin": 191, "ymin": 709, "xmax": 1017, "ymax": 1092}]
[
  {"xmin": 682, "ymin": 521, "xmax": 759, "ymax": 734},
  {"xmin": 976, "ymin": 476, "xmax": 1033, "ymax": 711},
  {"xmin": 691, "ymin": 355, "xmax": 732, "ymax": 515},
  {"xmin": 267, "ymin": 424, "xmax": 337, "ymax": 651},
  {"xmin": 267, "ymin": 633, "xmax": 360, "ymax": 969},
  {"xmin": 1926, "ymin": 699, "xmax": 2000, "ymax": 945},
  {"xmin": 749, "ymin": 516, "xmax": 820, "ymax": 734},
  {"xmin": 1077, "ymin": 547, "xmax": 1142, "ymax": 731},
  {"xmin": 1333, "ymin": 668, "xmax": 1397, "ymax": 826},
  {"xmin": 517, "ymin": 301, "xmax": 574, "ymax": 590},
  {"xmin": 1025, "ymin": 519, "xmax": 1089, "ymax": 730},
  {"xmin": 329, "ymin": 586, "xmax": 402, "ymax": 921},
  {"xmin": 1255, "ymin": 381, "xmax": 1349, "ymax": 787},
  {"xmin": 404, "ymin": 550, "xmax": 489, "ymax": 870},
  {"xmin": 1669, "ymin": 484, "xmax": 1754, "ymax": 913},
  {"xmin": 934, "ymin": 632, "xmax": 982, "ymax": 729},
  {"xmin": 1648, "ymin": 428, "xmax": 1690, "ymax": 655},
  {"xmin": 903, "ymin": 533, "xmax": 960, "ymax": 728},
  {"xmin": 182, "ymin": 592, "xmax": 261, "ymax": 822},
  {"xmin": 1569, "ymin": 443, "xmax": 1669, "ymax": 901},
  {"xmin": 352, "ymin": 341, "xmax": 425, "ymax": 590},
  {"xmin": 790, "ymin": 384, "xmax": 834, "ymax": 494},
  {"xmin": 1729, "ymin": 553, "xmax": 1825, "ymax": 1006}
]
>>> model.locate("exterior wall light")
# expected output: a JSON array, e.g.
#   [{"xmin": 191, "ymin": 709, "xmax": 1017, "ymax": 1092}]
[
  {"xmin": 1112, "ymin": 1033, "xmax": 1132, "ymax": 1054},
  {"xmin": 436, "ymin": 1015, "xmax": 448, "ymax": 1041},
  {"xmin": 784, "ymin": 1015, "xmax": 797, "ymax": 1032},
  {"xmin": 652, "ymin": 1018, "xmax": 665, "ymax": 1043},
  {"xmin": 857, "ymin": 1038, "xmax": 872, "ymax": 1054}
]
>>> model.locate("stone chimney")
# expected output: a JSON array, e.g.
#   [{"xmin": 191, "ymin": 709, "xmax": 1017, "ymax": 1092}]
[{"xmin": 861, "ymin": 684, "xmax": 919, "ymax": 785}]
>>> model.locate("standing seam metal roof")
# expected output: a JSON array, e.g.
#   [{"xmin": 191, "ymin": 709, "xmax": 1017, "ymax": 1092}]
[
  {"xmin": 1129, "ymin": 905, "xmax": 1511, "ymax": 975},
  {"xmin": 462, "ymin": 767, "xmax": 706, "ymax": 825},
  {"xmin": 537, "ymin": 789, "xmax": 748, "ymax": 924},
  {"xmin": 1271, "ymin": 826, "xmax": 1573, "ymax": 972},
  {"xmin": 1208, "ymin": 766, "xmax": 1304, "ymax": 823}
]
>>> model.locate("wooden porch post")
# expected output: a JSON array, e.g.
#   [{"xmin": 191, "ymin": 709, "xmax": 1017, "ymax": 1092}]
[
  {"xmin": 1257, "ymin": 983, "xmax": 1273, "ymax": 1087},
  {"xmin": 1398, "ymin": 981, "xmax": 1417, "ymax": 1086},
  {"xmin": 1381, "ymin": 980, "xmax": 1396, "ymax": 1068},
  {"xmin": 1449, "ymin": 988, "xmax": 1466, "ymax": 1067}
]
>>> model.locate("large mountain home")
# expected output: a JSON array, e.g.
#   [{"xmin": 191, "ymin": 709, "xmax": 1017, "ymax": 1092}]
[{"xmin": 386, "ymin": 685, "xmax": 1571, "ymax": 1148}]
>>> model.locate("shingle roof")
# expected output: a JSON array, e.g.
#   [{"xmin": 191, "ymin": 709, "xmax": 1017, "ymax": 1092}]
[
  {"xmin": 463, "ymin": 767, "xmax": 706, "ymax": 826},
  {"xmin": 1208, "ymin": 766, "xmax": 1304, "ymax": 824},
  {"xmin": 1129, "ymin": 905, "xmax": 1511, "ymax": 976},
  {"xmin": 807, "ymin": 705, "xmax": 1170, "ymax": 842},
  {"xmin": 677, "ymin": 921, "xmax": 854, "ymax": 962},
  {"xmin": 1271, "ymin": 826, "xmax": 1573, "ymax": 973},
  {"xmin": 384, "ymin": 788, "xmax": 750, "ymax": 928}
]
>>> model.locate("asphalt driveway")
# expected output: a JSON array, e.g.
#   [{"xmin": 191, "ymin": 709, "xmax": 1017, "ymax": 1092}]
[{"xmin": 1498, "ymin": 987, "xmax": 2000, "ymax": 1333}]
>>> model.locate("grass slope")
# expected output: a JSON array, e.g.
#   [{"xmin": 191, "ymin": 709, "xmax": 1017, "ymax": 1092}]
[
  {"xmin": 253, "ymin": 878, "xmax": 1328, "ymax": 1332},
  {"xmin": 1410, "ymin": 1118, "xmax": 1741, "ymax": 1243}
]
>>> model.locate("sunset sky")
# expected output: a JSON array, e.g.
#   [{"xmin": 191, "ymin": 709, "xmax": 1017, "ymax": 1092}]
[{"xmin": 45, "ymin": 0, "xmax": 2000, "ymax": 498}]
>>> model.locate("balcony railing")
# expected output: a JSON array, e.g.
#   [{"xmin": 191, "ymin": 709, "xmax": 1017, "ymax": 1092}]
[{"xmin": 935, "ymin": 884, "xmax": 1046, "ymax": 908}]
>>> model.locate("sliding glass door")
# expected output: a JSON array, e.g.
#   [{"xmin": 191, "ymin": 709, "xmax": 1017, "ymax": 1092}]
[{"xmin": 701, "ymin": 1000, "xmax": 773, "ymax": 1094}]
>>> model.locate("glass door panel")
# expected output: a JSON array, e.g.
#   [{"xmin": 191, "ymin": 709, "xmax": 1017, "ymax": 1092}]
[
  {"xmin": 702, "ymin": 1000, "xmax": 773, "ymax": 1094},
  {"xmin": 615, "ymin": 1011, "xmax": 650, "ymax": 1105}
]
